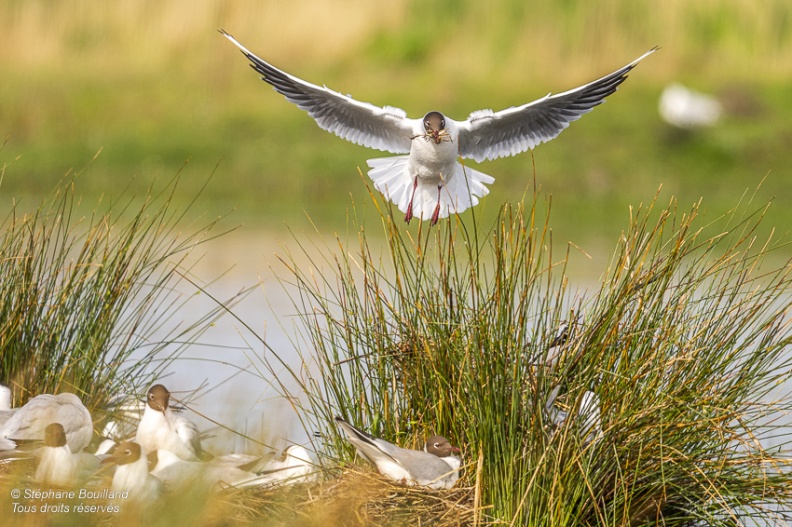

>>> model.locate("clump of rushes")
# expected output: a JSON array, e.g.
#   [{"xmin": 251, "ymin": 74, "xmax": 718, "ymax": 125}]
[
  {"xmin": 281, "ymin": 185, "xmax": 792, "ymax": 526},
  {"xmin": 0, "ymin": 167, "xmax": 236, "ymax": 423}
]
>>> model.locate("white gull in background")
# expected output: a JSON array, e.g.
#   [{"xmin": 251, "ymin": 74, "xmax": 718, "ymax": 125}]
[
  {"xmin": 336, "ymin": 416, "xmax": 461, "ymax": 489},
  {"xmin": 135, "ymin": 384, "xmax": 202, "ymax": 461},
  {"xmin": 545, "ymin": 386, "xmax": 602, "ymax": 444},
  {"xmin": 0, "ymin": 392, "xmax": 92, "ymax": 452},
  {"xmin": 103, "ymin": 441, "xmax": 163, "ymax": 502},
  {"xmin": 659, "ymin": 83, "xmax": 722, "ymax": 129},
  {"xmin": 221, "ymin": 30, "xmax": 656, "ymax": 225},
  {"xmin": 149, "ymin": 445, "xmax": 315, "ymax": 490},
  {"xmin": 101, "ymin": 393, "xmax": 145, "ymax": 440},
  {"xmin": 35, "ymin": 422, "xmax": 100, "ymax": 487},
  {"xmin": 238, "ymin": 445, "xmax": 316, "ymax": 488},
  {"xmin": 0, "ymin": 384, "xmax": 16, "ymax": 426}
]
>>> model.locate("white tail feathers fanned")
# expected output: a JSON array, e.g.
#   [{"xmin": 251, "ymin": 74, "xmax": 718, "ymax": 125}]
[{"xmin": 367, "ymin": 157, "xmax": 495, "ymax": 221}]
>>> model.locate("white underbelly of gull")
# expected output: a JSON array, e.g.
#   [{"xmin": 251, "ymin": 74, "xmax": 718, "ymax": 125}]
[
  {"xmin": 221, "ymin": 30, "xmax": 655, "ymax": 225},
  {"xmin": 336, "ymin": 416, "xmax": 461, "ymax": 490},
  {"xmin": 35, "ymin": 423, "xmax": 100, "ymax": 487},
  {"xmin": 103, "ymin": 441, "xmax": 163, "ymax": 502},
  {"xmin": 135, "ymin": 384, "xmax": 202, "ymax": 461}
]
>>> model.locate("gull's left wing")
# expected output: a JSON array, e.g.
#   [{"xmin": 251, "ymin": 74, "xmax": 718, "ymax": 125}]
[{"xmin": 456, "ymin": 48, "xmax": 657, "ymax": 163}]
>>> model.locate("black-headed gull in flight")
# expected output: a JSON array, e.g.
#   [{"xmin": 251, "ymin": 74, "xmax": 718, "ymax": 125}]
[
  {"xmin": 335, "ymin": 416, "xmax": 461, "ymax": 489},
  {"xmin": 103, "ymin": 441, "xmax": 163, "ymax": 502},
  {"xmin": 35, "ymin": 422, "xmax": 100, "ymax": 487},
  {"xmin": 135, "ymin": 384, "xmax": 202, "ymax": 461},
  {"xmin": 0, "ymin": 392, "xmax": 93, "ymax": 453},
  {"xmin": 221, "ymin": 30, "xmax": 655, "ymax": 225}
]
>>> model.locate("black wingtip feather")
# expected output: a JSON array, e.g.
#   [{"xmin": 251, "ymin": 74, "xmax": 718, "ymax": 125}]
[{"xmin": 335, "ymin": 416, "xmax": 378, "ymax": 444}]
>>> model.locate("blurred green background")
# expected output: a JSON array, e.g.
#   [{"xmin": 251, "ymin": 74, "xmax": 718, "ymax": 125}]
[{"xmin": 1, "ymin": 0, "xmax": 791, "ymax": 257}]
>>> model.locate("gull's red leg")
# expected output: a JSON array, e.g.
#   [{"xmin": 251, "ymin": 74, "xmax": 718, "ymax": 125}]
[
  {"xmin": 430, "ymin": 185, "xmax": 442, "ymax": 226},
  {"xmin": 405, "ymin": 177, "xmax": 419, "ymax": 224}
]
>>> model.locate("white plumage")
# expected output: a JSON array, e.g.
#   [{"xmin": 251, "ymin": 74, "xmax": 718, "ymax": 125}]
[
  {"xmin": 35, "ymin": 422, "xmax": 100, "ymax": 487},
  {"xmin": 222, "ymin": 30, "xmax": 655, "ymax": 224},
  {"xmin": 237, "ymin": 445, "xmax": 316, "ymax": 489},
  {"xmin": 149, "ymin": 445, "xmax": 315, "ymax": 491},
  {"xmin": 105, "ymin": 441, "xmax": 163, "ymax": 502},
  {"xmin": 0, "ymin": 384, "xmax": 15, "ymax": 428},
  {"xmin": 0, "ymin": 392, "xmax": 92, "ymax": 453},
  {"xmin": 135, "ymin": 384, "xmax": 202, "ymax": 461},
  {"xmin": 659, "ymin": 83, "xmax": 722, "ymax": 129}
]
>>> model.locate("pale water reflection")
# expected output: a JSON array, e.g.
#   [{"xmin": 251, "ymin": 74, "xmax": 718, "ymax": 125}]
[{"xmin": 144, "ymin": 227, "xmax": 318, "ymax": 455}]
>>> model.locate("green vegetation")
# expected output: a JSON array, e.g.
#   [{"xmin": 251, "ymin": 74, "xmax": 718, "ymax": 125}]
[
  {"xmin": 1, "ymin": 1, "xmax": 792, "ymax": 525},
  {"xmin": 275, "ymin": 187, "xmax": 792, "ymax": 525},
  {"xmin": 0, "ymin": 170, "xmax": 791, "ymax": 526},
  {"xmin": 0, "ymin": 167, "xmax": 240, "ymax": 426}
]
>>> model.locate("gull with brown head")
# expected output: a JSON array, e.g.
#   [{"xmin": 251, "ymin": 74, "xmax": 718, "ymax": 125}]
[
  {"xmin": 35, "ymin": 422, "xmax": 100, "ymax": 487},
  {"xmin": 135, "ymin": 384, "xmax": 202, "ymax": 461},
  {"xmin": 103, "ymin": 440, "xmax": 163, "ymax": 502},
  {"xmin": 335, "ymin": 416, "xmax": 461, "ymax": 489},
  {"xmin": 221, "ymin": 30, "xmax": 655, "ymax": 225}
]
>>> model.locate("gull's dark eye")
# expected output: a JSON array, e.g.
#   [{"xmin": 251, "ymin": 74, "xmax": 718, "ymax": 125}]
[
  {"xmin": 440, "ymin": 119, "xmax": 445, "ymax": 129},
  {"xmin": 424, "ymin": 121, "xmax": 430, "ymax": 129}
]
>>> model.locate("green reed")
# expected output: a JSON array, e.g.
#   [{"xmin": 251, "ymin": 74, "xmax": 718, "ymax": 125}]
[
  {"xmin": 0, "ymin": 166, "xmax": 237, "ymax": 428},
  {"xmin": 279, "ymin": 184, "xmax": 792, "ymax": 526}
]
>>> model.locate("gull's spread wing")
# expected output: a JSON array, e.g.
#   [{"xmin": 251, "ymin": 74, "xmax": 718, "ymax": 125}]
[
  {"xmin": 457, "ymin": 48, "xmax": 657, "ymax": 162},
  {"xmin": 221, "ymin": 30, "xmax": 415, "ymax": 154}
]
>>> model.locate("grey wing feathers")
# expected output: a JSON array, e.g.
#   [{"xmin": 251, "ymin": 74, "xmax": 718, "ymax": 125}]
[
  {"xmin": 335, "ymin": 417, "xmax": 399, "ymax": 464},
  {"xmin": 458, "ymin": 48, "xmax": 657, "ymax": 162},
  {"xmin": 0, "ymin": 394, "xmax": 91, "ymax": 451},
  {"xmin": 220, "ymin": 30, "xmax": 413, "ymax": 154}
]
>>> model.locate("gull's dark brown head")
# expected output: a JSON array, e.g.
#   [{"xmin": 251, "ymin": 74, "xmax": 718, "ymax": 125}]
[
  {"xmin": 44, "ymin": 422, "xmax": 68, "ymax": 448},
  {"xmin": 423, "ymin": 111, "xmax": 446, "ymax": 143},
  {"xmin": 102, "ymin": 441, "xmax": 142, "ymax": 466},
  {"xmin": 146, "ymin": 384, "xmax": 170, "ymax": 413},
  {"xmin": 425, "ymin": 435, "xmax": 461, "ymax": 458}
]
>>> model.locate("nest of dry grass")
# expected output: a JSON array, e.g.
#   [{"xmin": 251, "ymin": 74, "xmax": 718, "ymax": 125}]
[{"xmin": 216, "ymin": 468, "xmax": 481, "ymax": 527}]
